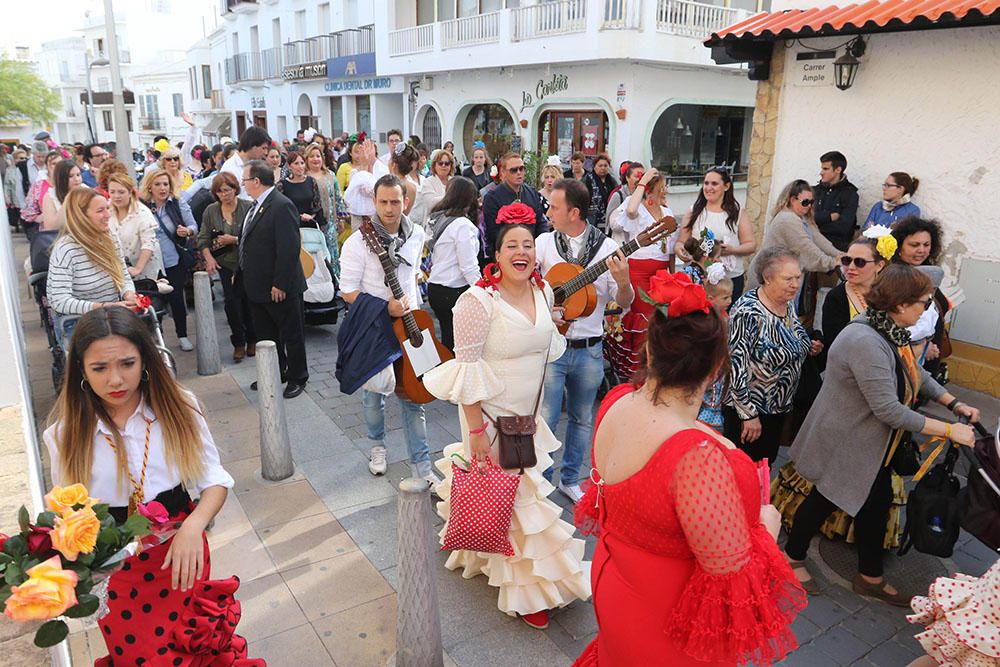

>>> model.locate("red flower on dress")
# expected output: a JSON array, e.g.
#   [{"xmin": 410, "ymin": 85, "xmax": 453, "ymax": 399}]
[
  {"xmin": 641, "ymin": 270, "xmax": 711, "ymax": 319},
  {"xmin": 496, "ymin": 202, "xmax": 536, "ymax": 226}
]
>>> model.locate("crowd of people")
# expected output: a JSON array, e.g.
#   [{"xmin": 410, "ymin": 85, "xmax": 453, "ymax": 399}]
[{"xmin": 6, "ymin": 118, "xmax": 995, "ymax": 667}]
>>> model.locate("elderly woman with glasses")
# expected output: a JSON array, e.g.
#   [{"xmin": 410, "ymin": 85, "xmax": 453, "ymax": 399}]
[
  {"xmin": 411, "ymin": 148, "xmax": 455, "ymax": 229},
  {"xmin": 748, "ymin": 180, "xmax": 843, "ymax": 292}
]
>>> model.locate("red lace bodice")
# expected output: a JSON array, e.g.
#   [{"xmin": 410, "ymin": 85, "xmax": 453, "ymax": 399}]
[{"xmin": 575, "ymin": 384, "xmax": 806, "ymax": 666}]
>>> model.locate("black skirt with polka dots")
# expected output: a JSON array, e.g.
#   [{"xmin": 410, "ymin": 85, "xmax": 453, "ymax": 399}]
[{"xmin": 95, "ymin": 514, "xmax": 264, "ymax": 666}]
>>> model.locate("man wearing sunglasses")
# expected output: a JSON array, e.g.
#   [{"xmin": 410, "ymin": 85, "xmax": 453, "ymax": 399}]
[
  {"xmin": 812, "ymin": 150, "xmax": 859, "ymax": 252},
  {"xmin": 482, "ymin": 153, "xmax": 549, "ymax": 256}
]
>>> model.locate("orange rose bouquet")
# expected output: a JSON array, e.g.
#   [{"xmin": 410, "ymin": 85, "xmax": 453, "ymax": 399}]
[{"xmin": 0, "ymin": 484, "xmax": 151, "ymax": 647}]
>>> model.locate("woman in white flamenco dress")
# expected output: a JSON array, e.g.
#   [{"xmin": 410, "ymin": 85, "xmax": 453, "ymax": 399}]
[{"xmin": 423, "ymin": 222, "xmax": 591, "ymax": 629}]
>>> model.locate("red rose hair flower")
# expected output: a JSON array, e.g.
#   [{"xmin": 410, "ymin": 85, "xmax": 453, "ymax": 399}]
[
  {"xmin": 496, "ymin": 202, "xmax": 536, "ymax": 226},
  {"xmin": 639, "ymin": 270, "xmax": 711, "ymax": 319}
]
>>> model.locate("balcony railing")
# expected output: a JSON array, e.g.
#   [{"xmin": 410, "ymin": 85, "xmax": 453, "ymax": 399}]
[
  {"xmin": 261, "ymin": 46, "xmax": 282, "ymax": 79},
  {"xmin": 602, "ymin": 0, "xmax": 642, "ymax": 29},
  {"xmin": 139, "ymin": 116, "xmax": 164, "ymax": 130},
  {"xmin": 283, "ymin": 24, "xmax": 376, "ymax": 68},
  {"xmin": 389, "ymin": 24, "xmax": 434, "ymax": 56},
  {"xmin": 656, "ymin": 0, "xmax": 750, "ymax": 37},
  {"xmin": 93, "ymin": 50, "xmax": 131, "ymax": 64},
  {"xmin": 441, "ymin": 12, "xmax": 501, "ymax": 49},
  {"xmin": 211, "ymin": 90, "xmax": 224, "ymax": 109},
  {"xmin": 224, "ymin": 51, "xmax": 262, "ymax": 84},
  {"xmin": 511, "ymin": 0, "xmax": 588, "ymax": 42}
]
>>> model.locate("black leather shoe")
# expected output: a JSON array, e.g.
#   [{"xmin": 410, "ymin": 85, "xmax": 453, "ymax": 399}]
[{"xmin": 283, "ymin": 382, "xmax": 306, "ymax": 399}]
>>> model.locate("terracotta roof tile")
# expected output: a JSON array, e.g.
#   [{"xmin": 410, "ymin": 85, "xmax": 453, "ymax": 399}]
[{"xmin": 705, "ymin": 0, "xmax": 1000, "ymax": 44}]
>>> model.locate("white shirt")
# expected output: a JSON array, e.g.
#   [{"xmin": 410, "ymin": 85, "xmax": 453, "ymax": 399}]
[
  {"xmin": 379, "ymin": 152, "xmax": 391, "ymax": 167},
  {"xmin": 44, "ymin": 392, "xmax": 234, "ymax": 506},
  {"xmin": 28, "ymin": 160, "xmax": 45, "ymax": 185},
  {"xmin": 614, "ymin": 201, "xmax": 675, "ymax": 261},
  {"xmin": 340, "ymin": 221, "xmax": 426, "ymax": 307},
  {"xmin": 536, "ymin": 230, "xmax": 630, "ymax": 340},
  {"xmin": 427, "ymin": 216, "xmax": 481, "ymax": 288},
  {"xmin": 220, "ymin": 152, "xmax": 249, "ymax": 200}
]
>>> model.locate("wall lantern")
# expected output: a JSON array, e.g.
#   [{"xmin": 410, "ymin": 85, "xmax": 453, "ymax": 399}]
[{"xmin": 833, "ymin": 36, "xmax": 867, "ymax": 91}]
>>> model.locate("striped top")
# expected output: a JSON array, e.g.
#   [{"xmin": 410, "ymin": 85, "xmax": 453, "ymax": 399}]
[
  {"xmin": 47, "ymin": 236, "xmax": 135, "ymax": 316},
  {"xmin": 727, "ymin": 288, "xmax": 812, "ymax": 420}
]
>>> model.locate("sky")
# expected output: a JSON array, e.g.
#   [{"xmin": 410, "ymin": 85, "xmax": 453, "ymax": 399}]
[{"xmin": 3, "ymin": 0, "xmax": 219, "ymax": 65}]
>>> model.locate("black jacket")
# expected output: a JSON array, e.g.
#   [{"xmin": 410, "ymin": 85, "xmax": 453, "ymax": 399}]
[
  {"xmin": 812, "ymin": 177, "xmax": 859, "ymax": 251},
  {"xmin": 482, "ymin": 182, "xmax": 549, "ymax": 256},
  {"xmin": 237, "ymin": 189, "xmax": 307, "ymax": 303}
]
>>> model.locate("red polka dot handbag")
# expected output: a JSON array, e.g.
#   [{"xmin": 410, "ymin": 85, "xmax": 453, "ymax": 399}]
[{"xmin": 442, "ymin": 456, "xmax": 522, "ymax": 557}]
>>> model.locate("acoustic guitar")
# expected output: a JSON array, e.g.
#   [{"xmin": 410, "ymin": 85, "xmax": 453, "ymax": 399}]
[
  {"xmin": 359, "ymin": 220, "xmax": 453, "ymax": 404},
  {"xmin": 545, "ymin": 216, "xmax": 677, "ymax": 334}
]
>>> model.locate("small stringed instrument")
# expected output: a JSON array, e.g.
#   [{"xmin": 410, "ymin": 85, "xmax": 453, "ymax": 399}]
[
  {"xmin": 546, "ymin": 216, "xmax": 677, "ymax": 334},
  {"xmin": 359, "ymin": 220, "xmax": 453, "ymax": 404}
]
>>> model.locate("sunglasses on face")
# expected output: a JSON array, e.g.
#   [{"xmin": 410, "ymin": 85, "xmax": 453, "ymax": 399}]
[
  {"xmin": 882, "ymin": 182, "xmax": 901, "ymax": 189},
  {"xmin": 437, "ymin": 161, "xmax": 452, "ymax": 167},
  {"xmin": 507, "ymin": 166, "xmax": 526, "ymax": 173},
  {"xmin": 798, "ymin": 198, "xmax": 814, "ymax": 206},
  {"xmin": 840, "ymin": 256, "xmax": 875, "ymax": 268},
  {"xmin": 163, "ymin": 156, "xmax": 180, "ymax": 162}
]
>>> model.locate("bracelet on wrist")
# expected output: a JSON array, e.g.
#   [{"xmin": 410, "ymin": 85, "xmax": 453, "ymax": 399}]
[
  {"xmin": 946, "ymin": 397, "xmax": 961, "ymax": 412},
  {"xmin": 945, "ymin": 423, "xmax": 953, "ymax": 440},
  {"xmin": 468, "ymin": 423, "xmax": 488, "ymax": 435}
]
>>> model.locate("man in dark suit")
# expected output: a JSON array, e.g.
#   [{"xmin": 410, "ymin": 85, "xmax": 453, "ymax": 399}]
[{"xmin": 238, "ymin": 160, "xmax": 309, "ymax": 398}]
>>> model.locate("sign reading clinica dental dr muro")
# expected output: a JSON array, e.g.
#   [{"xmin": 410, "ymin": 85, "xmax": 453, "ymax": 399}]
[{"xmin": 520, "ymin": 74, "xmax": 569, "ymax": 111}]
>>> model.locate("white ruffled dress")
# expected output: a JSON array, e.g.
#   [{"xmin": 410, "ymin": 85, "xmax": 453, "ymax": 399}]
[{"xmin": 423, "ymin": 284, "xmax": 592, "ymax": 616}]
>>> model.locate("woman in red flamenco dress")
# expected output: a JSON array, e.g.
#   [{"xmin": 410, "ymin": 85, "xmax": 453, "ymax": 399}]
[
  {"xmin": 574, "ymin": 271, "xmax": 806, "ymax": 666},
  {"xmin": 43, "ymin": 307, "xmax": 264, "ymax": 666}
]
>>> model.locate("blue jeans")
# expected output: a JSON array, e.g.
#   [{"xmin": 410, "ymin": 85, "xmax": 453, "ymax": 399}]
[
  {"xmin": 362, "ymin": 390, "xmax": 431, "ymax": 476},
  {"xmin": 542, "ymin": 341, "xmax": 605, "ymax": 486}
]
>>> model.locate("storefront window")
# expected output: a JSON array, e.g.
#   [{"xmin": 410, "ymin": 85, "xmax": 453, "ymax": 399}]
[
  {"xmin": 422, "ymin": 107, "xmax": 442, "ymax": 149},
  {"xmin": 329, "ymin": 96, "xmax": 343, "ymax": 136},
  {"xmin": 650, "ymin": 104, "xmax": 753, "ymax": 185},
  {"xmin": 356, "ymin": 95, "xmax": 371, "ymax": 136},
  {"xmin": 462, "ymin": 104, "xmax": 515, "ymax": 162}
]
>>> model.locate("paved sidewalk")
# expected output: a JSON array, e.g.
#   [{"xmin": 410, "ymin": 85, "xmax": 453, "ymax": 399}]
[{"xmin": 13, "ymin": 230, "xmax": 1000, "ymax": 666}]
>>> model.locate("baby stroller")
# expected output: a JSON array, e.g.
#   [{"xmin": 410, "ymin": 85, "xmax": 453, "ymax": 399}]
[
  {"xmin": 27, "ymin": 230, "xmax": 66, "ymax": 391},
  {"xmin": 959, "ymin": 420, "xmax": 1000, "ymax": 552},
  {"xmin": 300, "ymin": 226, "xmax": 345, "ymax": 326}
]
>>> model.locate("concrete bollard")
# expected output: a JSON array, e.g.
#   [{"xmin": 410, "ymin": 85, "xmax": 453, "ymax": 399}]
[
  {"xmin": 193, "ymin": 271, "xmax": 221, "ymax": 376},
  {"xmin": 395, "ymin": 478, "xmax": 444, "ymax": 667},
  {"xmin": 255, "ymin": 340, "xmax": 294, "ymax": 481}
]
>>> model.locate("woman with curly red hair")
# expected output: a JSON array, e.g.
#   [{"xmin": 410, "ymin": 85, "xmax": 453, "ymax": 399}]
[{"xmin": 424, "ymin": 202, "xmax": 590, "ymax": 631}]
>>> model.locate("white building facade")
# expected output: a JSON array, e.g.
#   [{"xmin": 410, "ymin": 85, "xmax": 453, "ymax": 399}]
[{"xmin": 212, "ymin": 0, "xmax": 758, "ymax": 209}]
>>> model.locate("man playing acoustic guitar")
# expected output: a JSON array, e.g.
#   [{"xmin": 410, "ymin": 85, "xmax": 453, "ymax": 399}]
[
  {"xmin": 536, "ymin": 178, "xmax": 633, "ymax": 503},
  {"xmin": 340, "ymin": 175, "xmax": 441, "ymax": 489}
]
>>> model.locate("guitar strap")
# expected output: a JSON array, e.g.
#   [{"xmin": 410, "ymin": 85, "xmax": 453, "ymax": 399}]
[
  {"xmin": 554, "ymin": 224, "xmax": 606, "ymax": 267},
  {"xmin": 369, "ymin": 213, "xmax": 413, "ymax": 267}
]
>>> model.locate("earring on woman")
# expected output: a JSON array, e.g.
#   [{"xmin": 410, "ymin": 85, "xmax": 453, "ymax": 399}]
[
  {"xmin": 142, "ymin": 369, "xmax": 150, "ymax": 382},
  {"xmin": 476, "ymin": 262, "xmax": 503, "ymax": 289},
  {"xmin": 80, "ymin": 378, "xmax": 91, "ymax": 392}
]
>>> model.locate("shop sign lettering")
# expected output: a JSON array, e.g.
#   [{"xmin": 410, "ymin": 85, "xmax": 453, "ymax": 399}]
[
  {"xmin": 323, "ymin": 77, "xmax": 394, "ymax": 92},
  {"xmin": 520, "ymin": 74, "xmax": 569, "ymax": 111},
  {"xmin": 282, "ymin": 62, "xmax": 328, "ymax": 81}
]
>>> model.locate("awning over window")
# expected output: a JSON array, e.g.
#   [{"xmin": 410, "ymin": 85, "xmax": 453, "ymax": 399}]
[{"xmin": 705, "ymin": 0, "xmax": 1000, "ymax": 46}]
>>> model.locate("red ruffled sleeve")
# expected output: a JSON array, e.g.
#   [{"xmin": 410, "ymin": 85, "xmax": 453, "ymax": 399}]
[{"xmin": 667, "ymin": 441, "xmax": 806, "ymax": 666}]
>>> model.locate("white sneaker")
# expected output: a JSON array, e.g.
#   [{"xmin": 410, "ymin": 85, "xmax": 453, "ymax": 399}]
[
  {"xmin": 423, "ymin": 469, "xmax": 443, "ymax": 497},
  {"xmin": 368, "ymin": 446, "xmax": 387, "ymax": 476},
  {"xmin": 178, "ymin": 337, "xmax": 194, "ymax": 351},
  {"xmin": 156, "ymin": 279, "xmax": 174, "ymax": 294},
  {"xmin": 559, "ymin": 483, "xmax": 584, "ymax": 504}
]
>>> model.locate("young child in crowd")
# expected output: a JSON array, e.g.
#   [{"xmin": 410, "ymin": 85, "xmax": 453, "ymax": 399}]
[
  {"xmin": 681, "ymin": 228, "xmax": 726, "ymax": 287},
  {"xmin": 697, "ymin": 275, "xmax": 733, "ymax": 430}
]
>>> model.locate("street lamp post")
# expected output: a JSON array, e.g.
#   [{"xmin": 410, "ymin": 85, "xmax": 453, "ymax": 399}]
[{"xmin": 103, "ymin": 0, "xmax": 136, "ymax": 181}]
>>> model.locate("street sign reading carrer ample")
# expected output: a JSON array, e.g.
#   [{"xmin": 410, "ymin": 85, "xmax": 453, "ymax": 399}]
[{"xmin": 791, "ymin": 60, "xmax": 835, "ymax": 87}]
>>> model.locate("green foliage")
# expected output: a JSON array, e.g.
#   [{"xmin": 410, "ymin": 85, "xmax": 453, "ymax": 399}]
[
  {"xmin": 522, "ymin": 149, "xmax": 552, "ymax": 189},
  {"xmin": 34, "ymin": 620, "xmax": 68, "ymax": 648},
  {"xmin": 0, "ymin": 57, "xmax": 61, "ymax": 125},
  {"xmin": 64, "ymin": 594, "xmax": 99, "ymax": 618}
]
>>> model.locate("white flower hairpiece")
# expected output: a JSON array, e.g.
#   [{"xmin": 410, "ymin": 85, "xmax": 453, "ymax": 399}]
[
  {"xmin": 706, "ymin": 262, "xmax": 727, "ymax": 285},
  {"xmin": 303, "ymin": 127, "xmax": 317, "ymax": 143},
  {"xmin": 862, "ymin": 224, "xmax": 893, "ymax": 239},
  {"xmin": 546, "ymin": 155, "xmax": 562, "ymax": 167}
]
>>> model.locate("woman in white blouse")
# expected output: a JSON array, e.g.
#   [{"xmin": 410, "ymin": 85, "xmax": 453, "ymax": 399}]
[
  {"xmin": 411, "ymin": 148, "xmax": 455, "ymax": 228},
  {"xmin": 107, "ymin": 172, "xmax": 164, "ymax": 283},
  {"xmin": 612, "ymin": 167, "xmax": 677, "ymax": 375},
  {"xmin": 43, "ymin": 306, "xmax": 258, "ymax": 665},
  {"xmin": 426, "ymin": 176, "xmax": 482, "ymax": 351}
]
